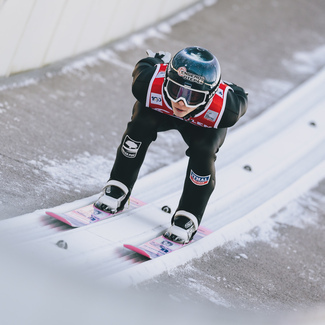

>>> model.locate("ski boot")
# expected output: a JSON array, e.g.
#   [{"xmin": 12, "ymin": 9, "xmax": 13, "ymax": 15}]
[
  {"xmin": 164, "ymin": 210, "xmax": 199, "ymax": 244},
  {"xmin": 94, "ymin": 180, "xmax": 129, "ymax": 213}
]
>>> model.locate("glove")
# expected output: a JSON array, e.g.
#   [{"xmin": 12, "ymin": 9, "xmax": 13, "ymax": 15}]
[{"xmin": 146, "ymin": 49, "xmax": 171, "ymax": 63}]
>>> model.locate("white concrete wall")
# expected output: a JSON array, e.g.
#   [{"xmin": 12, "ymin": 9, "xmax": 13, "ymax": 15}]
[{"xmin": 0, "ymin": 0, "xmax": 199, "ymax": 77}]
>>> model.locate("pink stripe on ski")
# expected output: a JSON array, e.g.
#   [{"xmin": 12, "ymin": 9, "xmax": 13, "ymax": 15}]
[
  {"xmin": 124, "ymin": 244, "xmax": 151, "ymax": 259},
  {"xmin": 46, "ymin": 211, "xmax": 74, "ymax": 227}
]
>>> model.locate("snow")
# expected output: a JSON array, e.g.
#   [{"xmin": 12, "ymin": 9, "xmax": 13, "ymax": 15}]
[
  {"xmin": 0, "ymin": 32, "xmax": 325, "ymax": 325},
  {"xmin": 29, "ymin": 152, "xmax": 113, "ymax": 192},
  {"xmin": 12, "ymin": 39, "xmax": 325, "ymax": 205},
  {"xmin": 1, "ymin": 2, "xmax": 325, "ymax": 322},
  {"xmin": 3, "ymin": 64, "xmax": 322, "ymax": 289},
  {"xmin": 109, "ymin": 157, "xmax": 325, "ymax": 286},
  {"xmin": 1, "ymin": 58, "xmax": 325, "ymax": 291},
  {"xmin": 283, "ymin": 45, "xmax": 325, "ymax": 75}
]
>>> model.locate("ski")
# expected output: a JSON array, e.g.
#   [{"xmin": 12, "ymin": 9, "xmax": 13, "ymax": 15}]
[
  {"xmin": 46, "ymin": 197, "xmax": 146, "ymax": 227},
  {"xmin": 124, "ymin": 226, "xmax": 212, "ymax": 259}
]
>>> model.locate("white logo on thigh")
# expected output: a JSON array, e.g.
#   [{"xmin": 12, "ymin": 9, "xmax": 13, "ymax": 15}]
[{"xmin": 121, "ymin": 135, "xmax": 142, "ymax": 158}]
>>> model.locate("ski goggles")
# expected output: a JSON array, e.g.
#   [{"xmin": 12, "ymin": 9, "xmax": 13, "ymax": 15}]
[{"xmin": 165, "ymin": 78, "xmax": 209, "ymax": 108}]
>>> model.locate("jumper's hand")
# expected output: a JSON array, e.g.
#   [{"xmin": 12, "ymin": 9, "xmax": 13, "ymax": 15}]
[{"xmin": 146, "ymin": 49, "xmax": 171, "ymax": 63}]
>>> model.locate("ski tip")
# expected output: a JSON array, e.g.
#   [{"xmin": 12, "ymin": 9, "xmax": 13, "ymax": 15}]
[
  {"xmin": 45, "ymin": 211, "xmax": 74, "ymax": 227},
  {"xmin": 124, "ymin": 244, "xmax": 151, "ymax": 259}
]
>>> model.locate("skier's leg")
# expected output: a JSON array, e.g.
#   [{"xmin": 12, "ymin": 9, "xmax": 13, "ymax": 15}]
[
  {"xmin": 165, "ymin": 126, "xmax": 227, "ymax": 243},
  {"xmin": 96, "ymin": 102, "xmax": 162, "ymax": 212},
  {"xmin": 110, "ymin": 102, "xmax": 159, "ymax": 187},
  {"xmin": 178, "ymin": 127, "xmax": 227, "ymax": 222}
]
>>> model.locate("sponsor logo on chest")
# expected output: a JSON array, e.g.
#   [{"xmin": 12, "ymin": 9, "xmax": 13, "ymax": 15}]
[
  {"xmin": 151, "ymin": 93, "xmax": 162, "ymax": 106},
  {"xmin": 216, "ymin": 88, "xmax": 224, "ymax": 98},
  {"xmin": 204, "ymin": 109, "xmax": 219, "ymax": 122}
]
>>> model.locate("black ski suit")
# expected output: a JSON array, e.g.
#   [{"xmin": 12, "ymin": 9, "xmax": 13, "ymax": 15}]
[{"xmin": 109, "ymin": 56, "xmax": 248, "ymax": 224}]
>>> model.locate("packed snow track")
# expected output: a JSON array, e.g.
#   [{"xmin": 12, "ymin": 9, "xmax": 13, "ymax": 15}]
[{"xmin": 1, "ymin": 67, "xmax": 325, "ymax": 288}]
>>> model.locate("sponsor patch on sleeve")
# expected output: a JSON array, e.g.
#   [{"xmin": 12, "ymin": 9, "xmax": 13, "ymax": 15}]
[{"xmin": 190, "ymin": 170, "xmax": 211, "ymax": 186}]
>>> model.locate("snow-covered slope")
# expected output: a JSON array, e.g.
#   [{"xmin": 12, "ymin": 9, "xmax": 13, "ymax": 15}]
[{"xmin": 1, "ymin": 66, "xmax": 325, "ymax": 287}]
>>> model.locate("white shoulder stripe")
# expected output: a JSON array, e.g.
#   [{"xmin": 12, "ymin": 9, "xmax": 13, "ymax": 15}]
[{"xmin": 146, "ymin": 64, "xmax": 161, "ymax": 107}]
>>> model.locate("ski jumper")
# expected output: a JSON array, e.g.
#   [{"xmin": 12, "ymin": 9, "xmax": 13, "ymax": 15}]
[{"xmin": 109, "ymin": 57, "xmax": 247, "ymax": 224}]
